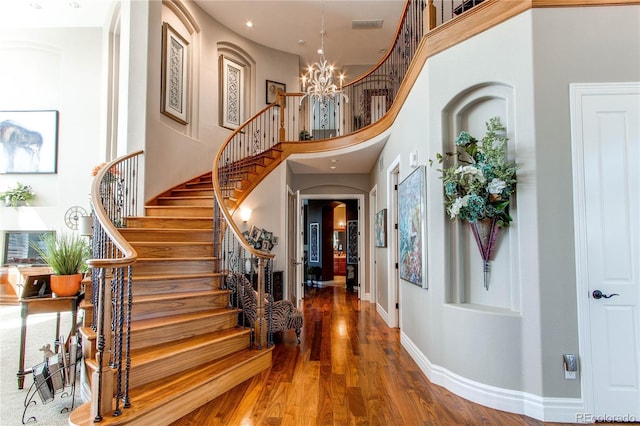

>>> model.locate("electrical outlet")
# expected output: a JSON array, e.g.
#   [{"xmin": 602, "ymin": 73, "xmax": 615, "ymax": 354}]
[{"xmin": 563, "ymin": 354, "xmax": 577, "ymax": 379}]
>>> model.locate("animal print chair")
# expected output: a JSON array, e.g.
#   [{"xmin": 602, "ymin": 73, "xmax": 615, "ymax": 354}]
[{"xmin": 227, "ymin": 273, "xmax": 303, "ymax": 343}]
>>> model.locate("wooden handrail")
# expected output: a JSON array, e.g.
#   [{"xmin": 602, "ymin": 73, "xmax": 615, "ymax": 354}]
[
  {"xmin": 87, "ymin": 150, "xmax": 142, "ymax": 269},
  {"xmin": 86, "ymin": 150, "xmax": 142, "ymax": 421}
]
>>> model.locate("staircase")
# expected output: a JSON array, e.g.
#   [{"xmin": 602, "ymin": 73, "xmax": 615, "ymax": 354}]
[
  {"xmin": 218, "ymin": 146, "xmax": 283, "ymax": 210},
  {"xmin": 70, "ymin": 172, "xmax": 273, "ymax": 425}
]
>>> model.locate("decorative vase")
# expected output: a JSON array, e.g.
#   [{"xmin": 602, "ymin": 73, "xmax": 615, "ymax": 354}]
[
  {"xmin": 50, "ymin": 274, "xmax": 82, "ymax": 297},
  {"xmin": 469, "ymin": 218, "xmax": 499, "ymax": 290}
]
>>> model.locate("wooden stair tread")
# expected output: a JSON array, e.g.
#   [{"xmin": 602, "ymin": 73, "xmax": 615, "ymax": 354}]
[
  {"xmin": 135, "ymin": 256, "xmax": 218, "ymax": 263},
  {"xmin": 130, "ymin": 272, "xmax": 223, "ymax": 281},
  {"xmin": 126, "ymin": 215, "xmax": 213, "ymax": 220},
  {"xmin": 129, "ymin": 241, "xmax": 213, "ymax": 247},
  {"xmin": 133, "ymin": 289, "xmax": 229, "ymax": 304}
]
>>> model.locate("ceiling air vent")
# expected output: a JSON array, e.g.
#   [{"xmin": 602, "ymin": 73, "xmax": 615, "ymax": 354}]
[{"xmin": 352, "ymin": 19, "xmax": 384, "ymax": 30}]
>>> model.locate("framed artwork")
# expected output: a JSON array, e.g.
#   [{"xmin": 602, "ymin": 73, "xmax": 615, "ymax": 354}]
[
  {"xmin": 3, "ymin": 230, "xmax": 56, "ymax": 265},
  {"xmin": 0, "ymin": 110, "xmax": 58, "ymax": 174},
  {"xmin": 398, "ymin": 165, "xmax": 427, "ymax": 287},
  {"xmin": 266, "ymin": 80, "xmax": 285, "ymax": 105},
  {"xmin": 161, "ymin": 22, "xmax": 189, "ymax": 124},
  {"xmin": 249, "ymin": 225, "xmax": 262, "ymax": 242},
  {"xmin": 375, "ymin": 209, "xmax": 387, "ymax": 248},
  {"xmin": 347, "ymin": 220, "xmax": 358, "ymax": 264},
  {"xmin": 309, "ymin": 222, "xmax": 319, "ymax": 263},
  {"xmin": 220, "ymin": 55, "xmax": 245, "ymax": 129}
]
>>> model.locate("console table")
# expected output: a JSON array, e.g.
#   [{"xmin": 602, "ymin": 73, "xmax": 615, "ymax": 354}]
[{"xmin": 17, "ymin": 292, "xmax": 84, "ymax": 389}]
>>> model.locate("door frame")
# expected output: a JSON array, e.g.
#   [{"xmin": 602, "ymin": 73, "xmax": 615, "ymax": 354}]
[
  {"xmin": 297, "ymin": 193, "xmax": 365, "ymax": 300},
  {"xmin": 369, "ymin": 185, "xmax": 378, "ymax": 303},
  {"xmin": 570, "ymin": 81, "xmax": 640, "ymax": 416},
  {"xmin": 387, "ymin": 157, "xmax": 401, "ymax": 328}
]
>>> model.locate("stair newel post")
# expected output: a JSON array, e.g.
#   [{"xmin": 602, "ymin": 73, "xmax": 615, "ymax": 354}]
[
  {"xmin": 255, "ymin": 257, "xmax": 267, "ymax": 349},
  {"xmin": 91, "ymin": 267, "xmax": 114, "ymax": 421},
  {"xmin": 278, "ymin": 92, "xmax": 286, "ymax": 142}
]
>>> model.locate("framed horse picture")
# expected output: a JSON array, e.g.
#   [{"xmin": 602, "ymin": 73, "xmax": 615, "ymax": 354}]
[{"xmin": 0, "ymin": 110, "xmax": 58, "ymax": 174}]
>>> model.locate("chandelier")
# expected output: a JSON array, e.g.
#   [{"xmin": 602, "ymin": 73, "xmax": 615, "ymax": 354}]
[{"xmin": 299, "ymin": 1, "xmax": 348, "ymax": 106}]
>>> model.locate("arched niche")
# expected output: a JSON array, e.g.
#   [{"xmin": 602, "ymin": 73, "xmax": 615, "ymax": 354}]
[{"xmin": 442, "ymin": 82, "xmax": 520, "ymax": 312}]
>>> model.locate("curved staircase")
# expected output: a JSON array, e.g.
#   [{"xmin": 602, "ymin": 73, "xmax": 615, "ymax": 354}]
[{"xmin": 70, "ymin": 173, "xmax": 272, "ymax": 425}]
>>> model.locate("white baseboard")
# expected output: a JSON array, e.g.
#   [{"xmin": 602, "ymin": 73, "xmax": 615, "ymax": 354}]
[
  {"xmin": 376, "ymin": 302, "xmax": 390, "ymax": 326},
  {"xmin": 400, "ymin": 332, "xmax": 586, "ymax": 423}
]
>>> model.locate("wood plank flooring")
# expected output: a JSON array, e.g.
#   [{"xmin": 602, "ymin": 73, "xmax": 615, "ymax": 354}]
[{"xmin": 170, "ymin": 285, "xmax": 576, "ymax": 426}]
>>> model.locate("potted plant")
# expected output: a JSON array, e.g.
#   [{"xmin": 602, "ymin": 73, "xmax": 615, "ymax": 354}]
[
  {"xmin": 1, "ymin": 182, "xmax": 35, "ymax": 207},
  {"xmin": 32, "ymin": 233, "xmax": 90, "ymax": 297}
]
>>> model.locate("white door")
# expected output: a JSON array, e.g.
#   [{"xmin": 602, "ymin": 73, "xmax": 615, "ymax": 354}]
[
  {"xmin": 287, "ymin": 188, "xmax": 298, "ymax": 305},
  {"xmin": 571, "ymin": 83, "xmax": 640, "ymax": 420},
  {"xmin": 295, "ymin": 190, "xmax": 304, "ymax": 307}
]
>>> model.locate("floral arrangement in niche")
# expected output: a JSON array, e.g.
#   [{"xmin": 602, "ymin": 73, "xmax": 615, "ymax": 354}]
[{"xmin": 435, "ymin": 117, "xmax": 518, "ymax": 289}]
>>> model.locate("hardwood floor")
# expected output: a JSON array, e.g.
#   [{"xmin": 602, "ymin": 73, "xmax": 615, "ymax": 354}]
[{"xmin": 171, "ymin": 285, "xmax": 573, "ymax": 426}]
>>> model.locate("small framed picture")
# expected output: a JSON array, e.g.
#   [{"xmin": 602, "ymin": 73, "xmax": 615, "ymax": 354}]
[
  {"xmin": 266, "ymin": 80, "xmax": 286, "ymax": 105},
  {"xmin": 261, "ymin": 230, "xmax": 273, "ymax": 242},
  {"xmin": 375, "ymin": 209, "xmax": 387, "ymax": 247},
  {"xmin": 249, "ymin": 225, "xmax": 262, "ymax": 242},
  {"xmin": 161, "ymin": 22, "xmax": 189, "ymax": 124},
  {"xmin": 261, "ymin": 239, "xmax": 272, "ymax": 251}
]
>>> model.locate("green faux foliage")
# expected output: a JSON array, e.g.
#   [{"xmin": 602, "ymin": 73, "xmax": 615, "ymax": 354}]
[
  {"xmin": 436, "ymin": 117, "xmax": 518, "ymax": 227},
  {"xmin": 1, "ymin": 182, "xmax": 35, "ymax": 207},
  {"xmin": 32, "ymin": 233, "xmax": 90, "ymax": 275}
]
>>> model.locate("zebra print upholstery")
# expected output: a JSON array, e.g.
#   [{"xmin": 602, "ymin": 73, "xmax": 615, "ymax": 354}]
[{"xmin": 227, "ymin": 273, "xmax": 303, "ymax": 343}]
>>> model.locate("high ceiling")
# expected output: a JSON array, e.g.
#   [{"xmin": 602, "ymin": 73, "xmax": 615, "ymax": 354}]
[
  {"xmin": 1, "ymin": 0, "xmax": 405, "ymax": 174},
  {"xmin": 194, "ymin": 1, "xmax": 405, "ymax": 70}
]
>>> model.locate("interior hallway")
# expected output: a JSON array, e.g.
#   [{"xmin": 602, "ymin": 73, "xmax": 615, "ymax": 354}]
[{"xmin": 171, "ymin": 284, "xmax": 577, "ymax": 426}]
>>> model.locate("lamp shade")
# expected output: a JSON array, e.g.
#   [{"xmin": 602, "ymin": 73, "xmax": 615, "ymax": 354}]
[{"xmin": 240, "ymin": 208, "xmax": 252, "ymax": 223}]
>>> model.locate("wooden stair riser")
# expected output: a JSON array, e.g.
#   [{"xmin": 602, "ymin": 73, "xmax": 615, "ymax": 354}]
[
  {"xmin": 131, "ymin": 292, "xmax": 229, "ymax": 321},
  {"xmin": 130, "ymin": 275, "xmax": 223, "ymax": 296},
  {"xmin": 144, "ymin": 206, "xmax": 214, "ymax": 217},
  {"xmin": 124, "ymin": 217, "xmax": 213, "ymax": 229},
  {"xmin": 129, "ymin": 311, "xmax": 241, "ymax": 351},
  {"xmin": 171, "ymin": 188, "xmax": 213, "ymax": 197},
  {"xmin": 131, "ymin": 242, "xmax": 214, "ymax": 258},
  {"xmin": 120, "ymin": 229, "xmax": 213, "ymax": 242},
  {"xmin": 133, "ymin": 259, "xmax": 217, "ymax": 275},
  {"xmin": 185, "ymin": 179, "xmax": 212, "ymax": 187},
  {"xmin": 156, "ymin": 197, "xmax": 214, "ymax": 207}
]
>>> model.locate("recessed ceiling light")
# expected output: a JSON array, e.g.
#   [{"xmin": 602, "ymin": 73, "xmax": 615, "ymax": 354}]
[
  {"xmin": 330, "ymin": 159, "xmax": 338, "ymax": 163},
  {"xmin": 246, "ymin": 20, "xmax": 253, "ymax": 28},
  {"xmin": 298, "ymin": 39, "xmax": 305, "ymax": 46},
  {"xmin": 330, "ymin": 166, "xmax": 337, "ymax": 170}
]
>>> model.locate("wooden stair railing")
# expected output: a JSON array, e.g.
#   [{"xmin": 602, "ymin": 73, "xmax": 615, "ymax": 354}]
[
  {"xmin": 71, "ymin": 162, "xmax": 274, "ymax": 425},
  {"xmin": 213, "ymin": 0, "xmax": 427, "ymax": 213}
]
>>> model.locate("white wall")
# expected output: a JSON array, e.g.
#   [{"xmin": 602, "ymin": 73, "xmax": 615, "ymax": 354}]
[
  {"xmin": 137, "ymin": 0, "xmax": 301, "ymax": 201},
  {"xmin": 0, "ymin": 28, "xmax": 104, "ymax": 248},
  {"xmin": 369, "ymin": 4, "xmax": 640, "ymax": 420}
]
